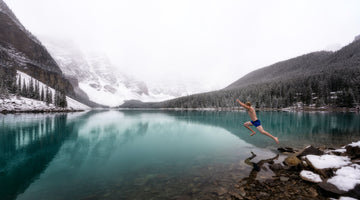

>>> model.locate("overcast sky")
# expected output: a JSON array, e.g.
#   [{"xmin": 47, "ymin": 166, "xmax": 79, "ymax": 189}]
[{"xmin": 5, "ymin": 0, "xmax": 360, "ymax": 90}]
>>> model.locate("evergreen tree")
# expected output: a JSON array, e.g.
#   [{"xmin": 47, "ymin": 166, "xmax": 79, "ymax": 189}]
[
  {"xmin": 46, "ymin": 87, "xmax": 53, "ymax": 105},
  {"xmin": 9, "ymin": 75, "xmax": 17, "ymax": 94},
  {"xmin": 0, "ymin": 81, "xmax": 9, "ymax": 99},
  {"xmin": 22, "ymin": 79, "xmax": 27, "ymax": 97},
  {"xmin": 34, "ymin": 81, "xmax": 40, "ymax": 100},
  {"xmin": 54, "ymin": 89, "xmax": 60, "ymax": 107},
  {"xmin": 49, "ymin": 90, "xmax": 53, "ymax": 104},
  {"xmin": 28, "ymin": 78, "xmax": 34, "ymax": 99},
  {"xmin": 16, "ymin": 74, "xmax": 22, "ymax": 97},
  {"xmin": 40, "ymin": 86, "xmax": 45, "ymax": 101},
  {"xmin": 59, "ymin": 90, "xmax": 67, "ymax": 108}
]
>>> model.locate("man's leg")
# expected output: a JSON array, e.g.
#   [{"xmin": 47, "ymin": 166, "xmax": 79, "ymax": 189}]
[
  {"xmin": 244, "ymin": 121, "xmax": 256, "ymax": 136},
  {"xmin": 256, "ymin": 125, "xmax": 279, "ymax": 144}
]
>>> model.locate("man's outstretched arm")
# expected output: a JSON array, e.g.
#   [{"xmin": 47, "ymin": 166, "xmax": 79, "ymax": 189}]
[{"xmin": 236, "ymin": 99, "xmax": 250, "ymax": 109}]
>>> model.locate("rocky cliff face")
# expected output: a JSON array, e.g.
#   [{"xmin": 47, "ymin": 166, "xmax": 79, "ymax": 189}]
[
  {"xmin": 0, "ymin": 0, "xmax": 98, "ymax": 106},
  {"xmin": 0, "ymin": 0, "xmax": 61, "ymax": 74}
]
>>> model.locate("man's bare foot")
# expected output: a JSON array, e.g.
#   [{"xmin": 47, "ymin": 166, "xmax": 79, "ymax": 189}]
[
  {"xmin": 274, "ymin": 137, "xmax": 279, "ymax": 144},
  {"xmin": 250, "ymin": 132, "xmax": 256, "ymax": 136}
]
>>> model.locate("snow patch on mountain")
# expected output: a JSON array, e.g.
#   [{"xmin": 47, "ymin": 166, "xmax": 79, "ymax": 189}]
[
  {"xmin": 15, "ymin": 71, "xmax": 89, "ymax": 110},
  {"xmin": 40, "ymin": 37, "xmax": 181, "ymax": 107}
]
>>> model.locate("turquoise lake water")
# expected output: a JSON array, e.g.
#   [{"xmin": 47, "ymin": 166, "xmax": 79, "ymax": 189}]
[{"xmin": 1, "ymin": 110, "xmax": 360, "ymax": 199}]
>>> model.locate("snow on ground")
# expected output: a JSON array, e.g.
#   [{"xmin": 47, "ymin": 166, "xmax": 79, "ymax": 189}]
[
  {"xmin": 0, "ymin": 94, "xmax": 88, "ymax": 112},
  {"xmin": 339, "ymin": 197, "xmax": 358, "ymax": 200},
  {"xmin": 327, "ymin": 164, "xmax": 360, "ymax": 192},
  {"xmin": 0, "ymin": 95, "xmax": 56, "ymax": 111},
  {"xmin": 333, "ymin": 148, "xmax": 347, "ymax": 153},
  {"xmin": 305, "ymin": 155, "xmax": 351, "ymax": 169},
  {"xmin": 326, "ymin": 147, "xmax": 347, "ymax": 154},
  {"xmin": 66, "ymin": 96, "xmax": 89, "ymax": 110},
  {"xmin": 349, "ymin": 141, "xmax": 360, "ymax": 147},
  {"xmin": 300, "ymin": 170, "xmax": 322, "ymax": 183},
  {"xmin": 330, "ymin": 197, "xmax": 359, "ymax": 200},
  {"xmin": 0, "ymin": 71, "xmax": 90, "ymax": 111}
]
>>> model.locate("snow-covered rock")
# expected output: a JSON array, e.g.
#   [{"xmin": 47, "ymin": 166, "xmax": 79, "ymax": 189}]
[
  {"xmin": 305, "ymin": 155, "xmax": 351, "ymax": 170},
  {"xmin": 327, "ymin": 164, "xmax": 360, "ymax": 192},
  {"xmin": 349, "ymin": 141, "xmax": 360, "ymax": 148},
  {"xmin": 332, "ymin": 148, "xmax": 347, "ymax": 153},
  {"xmin": 339, "ymin": 197, "xmax": 358, "ymax": 200},
  {"xmin": 300, "ymin": 170, "xmax": 322, "ymax": 183},
  {"xmin": 330, "ymin": 197, "xmax": 359, "ymax": 200}
]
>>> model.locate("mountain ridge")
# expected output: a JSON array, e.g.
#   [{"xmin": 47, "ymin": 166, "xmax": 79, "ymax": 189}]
[
  {"xmin": 120, "ymin": 36, "xmax": 360, "ymax": 109},
  {"xmin": 226, "ymin": 51, "xmax": 332, "ymax": 89}
]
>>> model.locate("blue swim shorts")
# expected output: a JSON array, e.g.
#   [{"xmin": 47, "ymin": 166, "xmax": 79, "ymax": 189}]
[{"xmin": 251, "ymin": 119, "xmax": 261, "ymax": 127}]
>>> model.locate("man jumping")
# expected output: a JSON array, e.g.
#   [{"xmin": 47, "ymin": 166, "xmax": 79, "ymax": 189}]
[{"xmin": 236, "ymin": 99, "xmax": 279, "ymax": 144}]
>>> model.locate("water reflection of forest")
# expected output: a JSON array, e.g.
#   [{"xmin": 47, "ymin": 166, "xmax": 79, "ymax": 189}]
[
  {"xmin": 158, "ymin": 110, "xmax": 360, "ymax": 148},
  {"xmin": 0, "ymin": 113, "xmax": 87, "ymax": 200}
]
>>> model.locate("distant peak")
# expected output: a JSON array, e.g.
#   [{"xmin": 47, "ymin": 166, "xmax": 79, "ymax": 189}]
[
  {"xmin": 354, "ymin": 34, "xmax": 360, "ymax": 42},
  {"xmin": 325, "ymin": 43, "xmax": 342, "ymax": 52}
]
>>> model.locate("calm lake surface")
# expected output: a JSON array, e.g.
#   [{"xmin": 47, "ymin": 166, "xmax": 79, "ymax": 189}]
[{"xmin": 1, "ymin": 110, "xmax": 360, "ymax": 200}]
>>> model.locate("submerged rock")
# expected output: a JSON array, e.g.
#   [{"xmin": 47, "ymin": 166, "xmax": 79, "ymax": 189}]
[
  {"xmin": 280, "ymin": 176, "xmax": 289, "ymax": 182},
  {"xmin": 215, "ymin": 187, "xmax": 227, "ymax": 196},
  {"xmin": 269, "ymin": 163, "xmax": 284, "ymax": 171},
  {"xmin": 256, "ymin": 191, "xmax": 270, "ymax": 199},
  {"xmin": 228, "ymin": 187, "xmax": 245, "ymax": 199}
]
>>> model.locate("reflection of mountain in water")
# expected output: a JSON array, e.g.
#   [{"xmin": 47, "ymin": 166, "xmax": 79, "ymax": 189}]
[
  {"xmin": 140, "ymin": 110, "xmax": 360, "ymax": 148},
  {"xmin": 0, "ymin": 113, "xmax": 87, "ymax": 200},
  {"xmin": 48, "ymin": 111, "xmax": 150, "ymax": 176}
]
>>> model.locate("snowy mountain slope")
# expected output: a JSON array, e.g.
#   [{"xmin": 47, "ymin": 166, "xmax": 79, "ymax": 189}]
[
  {"xmin": 40, "ymin": 38, "xmax": 179, "ymax": 107},
  {"xmin": 0, "ymin": 95, "xmax": 57, "ymax": 112},
  {"xmin": 16, "ymin": 71, "xmax": 89, "ymax": 110}
]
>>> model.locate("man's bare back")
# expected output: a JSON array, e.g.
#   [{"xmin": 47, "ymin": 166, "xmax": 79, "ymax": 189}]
[{"xmin": 236, "ymin": 99, "xmax": 279, "ymax": 144}]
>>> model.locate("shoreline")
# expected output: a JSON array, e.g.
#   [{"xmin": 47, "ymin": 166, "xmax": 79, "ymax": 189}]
[
  {"xmin": 0, "ymin": 109, "xmax": 85, "ymax": 114},
  {"xmin": 117, "ymin": 106, "xmax": 360, "ymax": 113},
  {"xmin": 228, "ymin": 142, "xmax": 360, "ymax": 200},
  {"xmin": 2, "ymin": 107, "xmax": 358, "ymax": 114}
]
